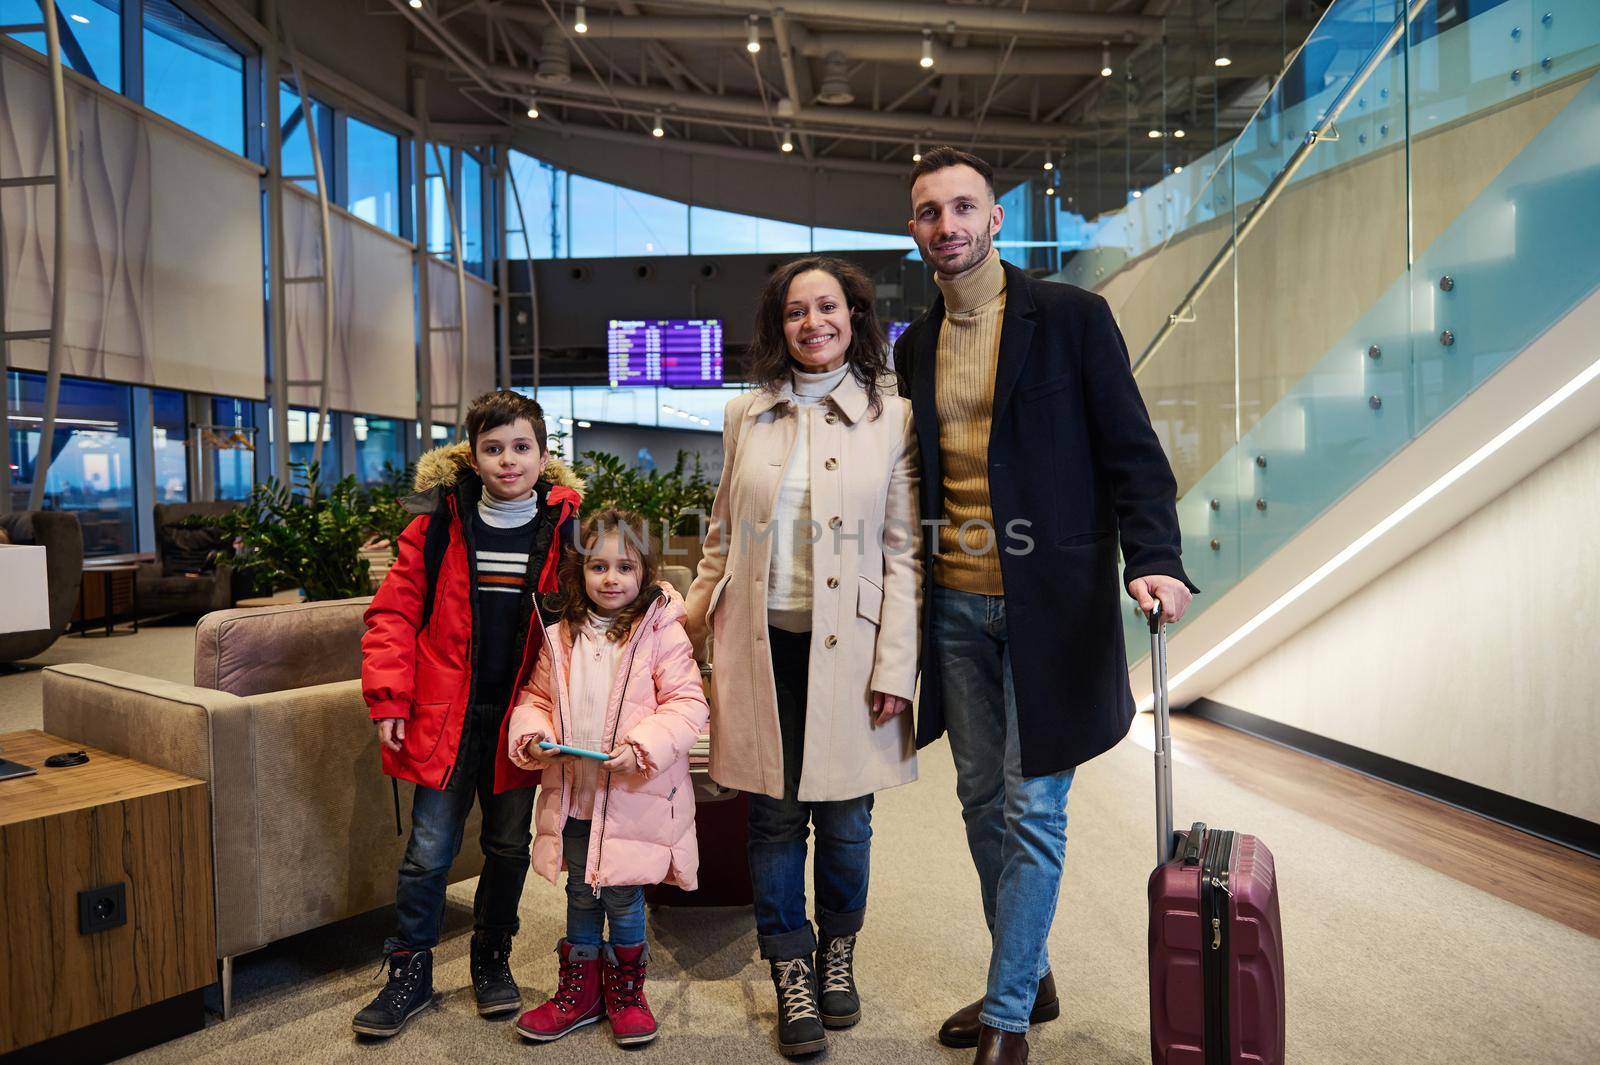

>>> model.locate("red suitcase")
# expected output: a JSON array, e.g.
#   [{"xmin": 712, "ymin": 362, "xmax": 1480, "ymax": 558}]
[{"xmin": 1146, "ymin": 605, "xmax": 1286, "ymax": 1065}]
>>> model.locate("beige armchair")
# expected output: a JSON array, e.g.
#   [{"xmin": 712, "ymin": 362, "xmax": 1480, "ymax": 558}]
[{"xmin": 41, "ymin": 597, "xmax": 484, "ymax": 1018}]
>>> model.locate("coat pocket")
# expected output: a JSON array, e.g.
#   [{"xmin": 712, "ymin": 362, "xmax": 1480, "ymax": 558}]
[
  {"xmin": 856, "ymin": 574, "xmax": 883, "ymax": 625},
  {"xmin": 404, "ymin": 701, "xmax": 452, "ymax": 765},
  {"xmin": 1020, "ymin": 374, "xmax": 1073, "ymax": 402},
  {"xmin": 706, "ymin": 572, "xmax": 734, "ymax": 618}
]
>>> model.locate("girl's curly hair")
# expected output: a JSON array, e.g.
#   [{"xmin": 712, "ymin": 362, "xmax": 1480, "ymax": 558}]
[{"xmin": 551, "ymin": 507, "xmax": 664, "ymax": 643}]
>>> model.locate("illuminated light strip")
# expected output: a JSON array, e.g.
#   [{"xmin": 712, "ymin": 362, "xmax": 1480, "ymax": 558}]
[{"xmin": 1140, "ymin": 352, "xmax": 1600, "ymax": 711}]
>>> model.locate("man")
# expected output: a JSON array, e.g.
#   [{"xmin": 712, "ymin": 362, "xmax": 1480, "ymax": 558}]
[{"xmin": 895, "ymin": 147, "xmax": 1196, "ymax": 1065}]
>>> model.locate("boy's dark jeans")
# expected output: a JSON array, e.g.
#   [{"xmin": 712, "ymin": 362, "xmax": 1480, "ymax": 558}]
[{"xmin": 385, "ymin": 702, "xmax": 536, "ymax": 954}]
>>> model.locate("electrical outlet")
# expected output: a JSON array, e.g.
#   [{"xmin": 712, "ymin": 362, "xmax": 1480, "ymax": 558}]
[{"xmin": 78, "ymin": 883, "xmax": 127, "ymax": 934}]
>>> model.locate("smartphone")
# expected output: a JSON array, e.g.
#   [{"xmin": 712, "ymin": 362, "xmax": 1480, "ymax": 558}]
[{"xmin": 537, "ymin": 741, "xmax": 611, "ymax": 762}]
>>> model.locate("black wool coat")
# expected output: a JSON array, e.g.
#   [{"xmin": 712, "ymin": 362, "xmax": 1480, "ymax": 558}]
[{"xmin": 894, "ymin": 260, "xmax": 1198, "ymax": 778}]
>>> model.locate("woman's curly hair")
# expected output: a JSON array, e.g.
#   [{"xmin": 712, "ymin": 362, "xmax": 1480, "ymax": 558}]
[{"xmin": 746, "ymin": 255, "xmax": 889, "ymax": 420}]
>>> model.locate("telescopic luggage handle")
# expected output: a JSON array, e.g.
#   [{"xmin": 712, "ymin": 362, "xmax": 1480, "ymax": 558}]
[{"xmin": 1149, "ymin": 601, "xmax": 1176, "ymax": 866}]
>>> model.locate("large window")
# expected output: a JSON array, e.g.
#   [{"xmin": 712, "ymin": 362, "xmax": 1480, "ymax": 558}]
[
  {"xmin": 353, "ymin": 416, "xmax": 405, "ymax": 485},
  {"xmin": 6, "ymin": 371, "xmax": 137, "ymax": 556},
  {"xmin": 424, "ymin": 143, "xmax": 453, "ymax": 256},
  {"xmin": 151, "ymin": 389, "xmax": 188, "ymax": 503},
  {"xmin": 142, "ymin": 0, "xmax": 244, "ymax": 154},
  {"xmin": 507, "ymin": 150, "xmax": 563, "ymax": 258},
  {"xmin": 280, "ymin": 81, "xmax": 334, "ymax": 195},
  {"xmin": 570, "ymin": 176, "xmax": 689, "ymax": 258},
  {"xmin": 209, "ymin": 398, "xmax": 254, "ymax": 500},
  {"xmin": 287, "ymin": 407, "xmax": 339, "ymax": 480},
  {"xmin": 2, "ymin": 0, "xmax": 122, "ymax": 90},
  {"xmin": 689, "ymin": 205, "xmax": 809, "ymax": 255},
  {"xmin": 347, "ymin": 117, "xmax": 401, "ymax": 235},
  {"xmin": 461, "ymin": 151, "xmax": 485, "ymax": 276}
]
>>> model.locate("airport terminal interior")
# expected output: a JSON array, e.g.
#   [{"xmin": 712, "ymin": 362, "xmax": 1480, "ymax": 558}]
[{"xmin": 0, "ymin": 0, "xmax": 1596, "ymax": 1061}]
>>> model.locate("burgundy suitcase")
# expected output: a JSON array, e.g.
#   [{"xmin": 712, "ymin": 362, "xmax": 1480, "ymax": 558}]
[{"xmin": 1146, "ymin": 605, "xmax": 1286, "ymax": 1065}]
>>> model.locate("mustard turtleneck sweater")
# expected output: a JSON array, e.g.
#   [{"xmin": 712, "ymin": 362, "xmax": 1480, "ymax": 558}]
[{"xmin": 932, "ymin": 249, "xmax": 1007, "ymax": 595}]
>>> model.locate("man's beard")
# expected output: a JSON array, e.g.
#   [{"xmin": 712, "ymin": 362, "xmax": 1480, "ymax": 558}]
[{"xmin": 925, "ymin": 226, "xmax": 993, "ymax": 277}]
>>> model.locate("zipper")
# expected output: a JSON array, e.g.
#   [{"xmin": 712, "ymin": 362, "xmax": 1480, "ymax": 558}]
[
  {"xmin": 590, "ymin": 635, "xmax": 644, "ymax": 888},
  {"xmin": 1200, "ymin": 829, "xmax": 1236, "ymax": 1065}
]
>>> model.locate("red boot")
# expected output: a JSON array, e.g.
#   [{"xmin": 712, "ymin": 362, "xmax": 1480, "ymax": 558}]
[
  {"xmin": 603, "ymin": 943, "xmax": 659, "ymax": 1047},
  {"xmin": 514, "ymin": 940, "xmax": 604, "ymax": 1042}
]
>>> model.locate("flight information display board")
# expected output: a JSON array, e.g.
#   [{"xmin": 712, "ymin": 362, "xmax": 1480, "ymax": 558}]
[{"xmin": 608, "ymin": 319, "xmax": 724, "ymax": 387}]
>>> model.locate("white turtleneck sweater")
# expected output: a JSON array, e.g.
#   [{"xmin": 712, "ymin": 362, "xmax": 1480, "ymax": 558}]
[{"xmin": 767, "ymin": 362, "xmax": 851, "ymax": 633}]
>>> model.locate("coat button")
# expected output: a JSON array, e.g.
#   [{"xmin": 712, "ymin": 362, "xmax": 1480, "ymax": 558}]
[
  {"xmin": 824, "ymin": 635, "xmax": 838, "ymax": 649},
  {"xmin": 824, "ymin": 457, "xmax": 838, "ymax": 470},
  {"xmin": 828, "ymin": 515, "xmax": 842, "ymax": 530},
  {"xmin": 825, "ymin": 411, "xmax": 838, "ymax": 425},
  {"xmin": 826, "ymin": 577, "xmax": 839, "ymax": 589}
]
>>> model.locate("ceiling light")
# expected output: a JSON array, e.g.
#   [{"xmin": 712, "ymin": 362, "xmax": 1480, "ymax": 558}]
[
  {"xmin": 1044, "ymin": 185, "xmax": 1055, "ymax": 196},
  {"xmin": 1214, "ymin": 41, "xmax": 1232, "ymax": 68},
  {"xmin": 1100, "ymin": 42, "xmax": 1113, "ymax": 77},
  {"xmin": 526, "ymin": 98, "xmax": 540, "ymax": 119},
  {"xmin": 747, "ymin": 15, "xmax": 761, "ymax": 54},
  {"xmin": 1043, "ymin": 153, "xmax": 1054, "ymax": 172},
  {"xmin": 577, "ymin": 420, "xmax": 592, "ymax": 428},
  {"xmin": 920, "ymin": 29, "xmax": 934, "ymax": 69},
  {"xmin": 1173, "ymin": 128, "xmax": 1186, "ymax": 139},
  {"xmin": 1131, "ymin": 189, "xmax": 1143, "ymax": 199},
  {"xmin": 652, "ymin": 112, "xmax": 664, "ymax": 137},
  {"xmin": 780, "ymin": 127, "xmax": 794, "ymax": 153},
  {"xmin": 574, "ymin": 4, "xmax": 588, "ymax": 34},
  {"xmin": 70, "ymin": 13, "xmax": 89, "ymax": 23},
  {"xmin": 912, "ymin": 141, "xmax": 922, "ymax": 163},
  {"xmin": 1173, "ymin": 164, "xmax": 1184, "ymax": 173},
  {"xmin": 408, "ymin": 0, "xmax": 422, "ymax": 8},
  {"xmin": 1148, "ymin": 129, "xmax": 1163, "ymax": 139}
]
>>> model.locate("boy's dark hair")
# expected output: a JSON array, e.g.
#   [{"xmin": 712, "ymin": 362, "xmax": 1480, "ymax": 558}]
[
  {"xmin": 908, "ymin": 146, "xmax": 996, "ymax": 199},
  {"xmin": 464, "ymin": 390, "xmax": 548, "ymax": 453},
  {"xmin": 747, "ymin": 255, "xmax": 888, "ymax": 421},
  {"xmin": 552, "ymin": 508, "xmax": 664, "ymax": 644}
]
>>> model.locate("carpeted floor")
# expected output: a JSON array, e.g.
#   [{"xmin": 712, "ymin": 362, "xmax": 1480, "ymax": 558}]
[{"xmin": 4, "ymin": 628, "xmax": 1597, "ymax": 1063}]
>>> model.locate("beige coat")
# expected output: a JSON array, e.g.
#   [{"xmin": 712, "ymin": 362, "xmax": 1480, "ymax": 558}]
[{"xmin": 684, "ymin": 371, "xmax": 922, "ymax": 802}]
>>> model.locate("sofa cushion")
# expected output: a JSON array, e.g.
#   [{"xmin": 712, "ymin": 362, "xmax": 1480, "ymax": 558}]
[{"xmin": 195, "ymin": 597, "xmax": 373, "ymax": 697}]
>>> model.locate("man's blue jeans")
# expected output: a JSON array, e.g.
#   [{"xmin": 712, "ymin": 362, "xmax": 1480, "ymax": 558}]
[
  {"xmin": 932, "ymin": 586, "xmax": 1076, "ymax": 1035},
  {"xmin": 385, "ymin": 703, "xmax": 536, "ymax": 954},
  {"xmin": 562, "ymin": 818, "xmax": 647, "ymax": 947},
  {"xmin": 746, "ymin": 626, "xmax": 874, "ymax": 961}
]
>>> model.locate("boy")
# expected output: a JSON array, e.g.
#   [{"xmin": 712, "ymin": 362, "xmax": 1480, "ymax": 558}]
[{"xmin": 354, "ymin": 390, "xmax": 583, "ymax": 1038}]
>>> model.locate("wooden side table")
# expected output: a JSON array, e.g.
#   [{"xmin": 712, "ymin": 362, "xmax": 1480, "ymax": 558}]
[
  {"xmin": 0, "ymin": 731, "xmax": 215, "ymax": 1062},
  {"xmin": 73, "ymin": 562, "xmax": 142, "ymax": 637}
]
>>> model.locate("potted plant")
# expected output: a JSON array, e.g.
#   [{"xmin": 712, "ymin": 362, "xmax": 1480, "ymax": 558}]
[
  {"xmin": 574, "ymin": 449, "xmax": 715, "ymax": 573},
  {"xmin": 205, "ymin": 463, "xmax": 406, "ymax": 602}
]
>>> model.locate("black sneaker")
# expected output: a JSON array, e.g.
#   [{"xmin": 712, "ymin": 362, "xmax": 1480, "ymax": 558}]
[
  {"xmin": 770, "ymin": 956, "xmax": 827, "ymax": 1057},
  {"xmin": 470, "ymin": 930, "xmax": 521, "ymax": 1017},
  {"xmin": 816, "ymin": 934, "xmax": 861, "ymax": 1029},
  {"xmin": 352, "ymin": 949, "xmax": 436, "ymax": 1038}
]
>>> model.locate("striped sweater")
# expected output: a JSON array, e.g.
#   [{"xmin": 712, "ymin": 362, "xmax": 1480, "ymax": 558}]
[{"xmin": 471, "ymin": 512, "xmax": 539, "ymax": 709}]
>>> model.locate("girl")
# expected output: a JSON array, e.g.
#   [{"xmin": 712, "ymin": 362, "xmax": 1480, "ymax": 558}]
[{"xmin": 508, "ymin": 508, "xmax": 710, "ymax": 1048}]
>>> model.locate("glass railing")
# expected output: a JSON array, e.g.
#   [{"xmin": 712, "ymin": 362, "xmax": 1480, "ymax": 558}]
[{"xmin": 1096, "ymin": 0, "xmax": 1600, "ymax": 663}]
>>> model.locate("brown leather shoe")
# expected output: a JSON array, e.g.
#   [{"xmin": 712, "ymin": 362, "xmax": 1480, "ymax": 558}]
[
  {"xmin": 973, "ymin": 1024, "xmax": 1029, "ymax": 1064},
  {"xmin": 937, "ymin": 972, "xmax": 1059, "ymax": 1048}
]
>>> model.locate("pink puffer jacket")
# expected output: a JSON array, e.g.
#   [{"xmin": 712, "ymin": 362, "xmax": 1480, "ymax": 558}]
[{"xmin": 508, "ymin": 583, "xmax": 710, "ymax": 891}]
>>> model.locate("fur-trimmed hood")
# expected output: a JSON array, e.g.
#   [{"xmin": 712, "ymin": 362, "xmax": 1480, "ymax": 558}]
[{"xmin": 412, "ymin": 440, "xmax": 585, "ymax": 495}]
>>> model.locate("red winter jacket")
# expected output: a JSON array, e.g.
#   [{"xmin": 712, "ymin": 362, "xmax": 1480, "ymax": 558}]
[{"xmin": 362, "ymin": 442, "xmax": 584, "ymax": 792}]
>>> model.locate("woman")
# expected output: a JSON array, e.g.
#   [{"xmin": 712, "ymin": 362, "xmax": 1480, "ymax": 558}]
[{"xmin": 685, "ymin": 256, "xmax": 921, "ymax": 1059}]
